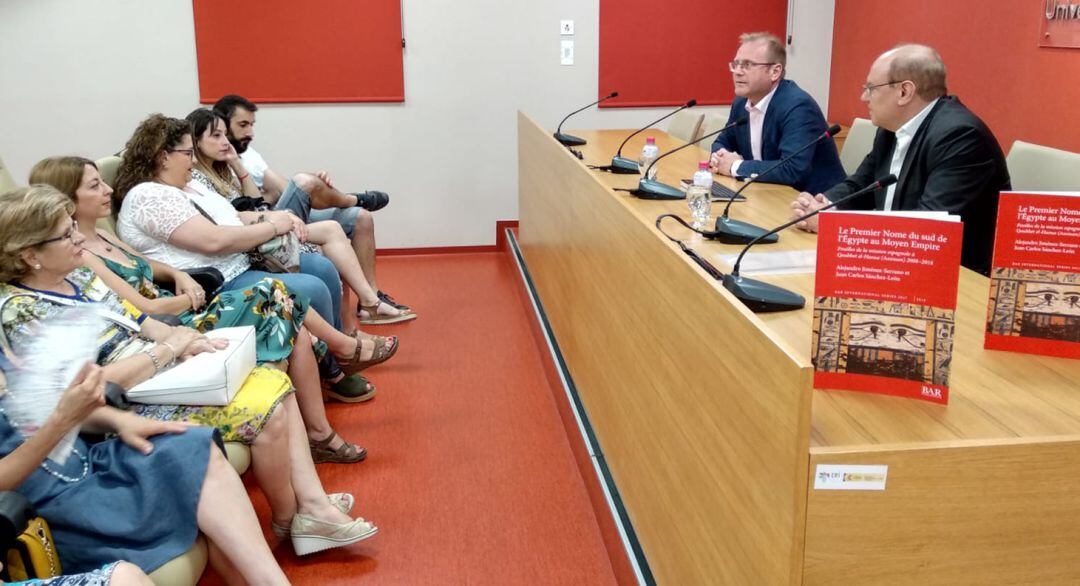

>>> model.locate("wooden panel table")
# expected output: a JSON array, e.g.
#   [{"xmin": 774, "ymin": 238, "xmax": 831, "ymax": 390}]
[{"xmin": 517, "ymin": 112, "xmax": 1080, "ymax": 585}]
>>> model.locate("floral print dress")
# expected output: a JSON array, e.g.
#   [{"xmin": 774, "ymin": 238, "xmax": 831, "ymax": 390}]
[
  {"xmin": 0, "ymin": 268, "xmax": 293, "ymax": 444},
  {"xmin": 95, "ymin": 243, "xmax": 306, "ymax": 364}
]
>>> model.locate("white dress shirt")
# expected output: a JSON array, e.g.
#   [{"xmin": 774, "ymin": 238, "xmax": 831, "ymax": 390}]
[
  {"xmin": 730, "ymin": 83, "xmax": 779, "ymax": 178},
  {"xmin": 883, "ymin": 99, "xmax": 938, "ymax": 210}
]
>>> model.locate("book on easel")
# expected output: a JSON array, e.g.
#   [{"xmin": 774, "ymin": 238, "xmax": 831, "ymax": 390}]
[
  {"xmin": 985, "ymin": 191, "xmax": 1080, "ymax": 359},
  {"xmin": 811, "ymin": 210, "xmax": 963, "ymax": 405}
]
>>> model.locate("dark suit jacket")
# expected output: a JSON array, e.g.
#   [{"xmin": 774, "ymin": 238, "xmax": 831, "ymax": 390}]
[
  {"xmin": 824, "ymin": 96, "xmax": 1010, "ymax": 275},
  {"xmin": 711, "ymin": 79, "xmax": 846, "ymax": 194}
]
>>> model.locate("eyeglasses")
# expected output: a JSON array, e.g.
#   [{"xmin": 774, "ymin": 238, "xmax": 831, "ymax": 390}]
[
  {"xmin": 861, "ymin": 80, "xmax": 902, "ymax": 96},
  {"xmin": 167, "ymin": 148, "xmax": 195, "ymax": 158},
  {"xmin": 729, "ymin": 60, "xmax": 777, "ymax": 72},
  {"xmin": 32, "ymin": 220, "xmax": 78, "ymax": 247}
]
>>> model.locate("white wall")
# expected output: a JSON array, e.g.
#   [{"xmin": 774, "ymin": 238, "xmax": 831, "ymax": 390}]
[
  {"xmin": 0, "ymin": 0, "xmax": 832, "ymax": 248},
  {"xmin": 785, "ymin": 0, "xmax": 836, "ymax": 116}
]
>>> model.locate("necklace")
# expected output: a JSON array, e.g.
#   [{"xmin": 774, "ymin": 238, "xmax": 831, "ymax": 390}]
[
  {"xmin": 89, "ymin": 235, "xmax": 113, "ymax": 253},
  {"xmin": 0, "ymin": 404, "xmax": 89, "ymax": 483},
  {"xmin": 39, "ymin": 446, "xmax": 90, "ymax": 483}
]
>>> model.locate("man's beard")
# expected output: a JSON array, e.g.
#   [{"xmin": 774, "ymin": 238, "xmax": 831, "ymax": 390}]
[{"xmin": 229, "ymin": 136, "xmax": 251, "ymax": 154}]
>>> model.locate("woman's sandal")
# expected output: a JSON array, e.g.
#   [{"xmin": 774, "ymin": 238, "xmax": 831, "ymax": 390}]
[
  {"xmin": 358, "ymin": 300, "xmax": 417, "ymax": 325},
  {"xmin": 309, "ymin": 431, "xmax": 368, "ymax": 464},
  {"xmin": 337, "ymin": 334, "xmax": 399, "ymax": 375}
]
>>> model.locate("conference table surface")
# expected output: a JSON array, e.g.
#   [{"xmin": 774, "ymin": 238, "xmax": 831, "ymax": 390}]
[{"xmin": 561, "ymin": 127, "xmax": 1080, "ymax": 451}]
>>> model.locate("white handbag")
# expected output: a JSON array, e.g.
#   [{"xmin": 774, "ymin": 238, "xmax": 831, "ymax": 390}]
[{"xmin": 127, "ymin": 326, "xmax": 256, "ymax": 406}]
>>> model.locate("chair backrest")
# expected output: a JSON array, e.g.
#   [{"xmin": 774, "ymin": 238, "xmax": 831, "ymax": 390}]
[
  {"xmin": 96, "ymin": 155, "xmax": 122, "ymax": 188},
  {"xmin": 1006, "ymin": 140, "xmax": 1080, "ymax": 191},
  {"xmin": 0, "ymin": 155, "xmax": 17, "ymax": 193},
  {"xmin": 95, "ymin": 156, "xmax": 123, "ymax": 236},
  {"xmin": 696, "ymin": 112, "xmax": 729, "ymax": 147},
  {"xmin": 839, "ymin": 118, "xmax": 876, "ymax": 175},
  {"xmin": 668, "ymin": 110, "xmax": 704, "ymax": 143}
]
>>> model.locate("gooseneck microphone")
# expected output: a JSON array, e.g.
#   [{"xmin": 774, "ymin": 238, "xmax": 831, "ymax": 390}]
[
  {"xmin": 554, "ymin": 92, "xmax": 619, "ymax": 146},
  {"xmin": 711, "ymin": 124, "xmax": 843, "ymax": 244},
  {"xmin": 599, "ymin": 99, "xmax": 697, "ymax": 174},
  {"xmin": 633, "ymin": 116, "xmax": 749, "ymax": 200},
  {"xmin": 722, "ymin": 174, "xmax": 898, "ymax": 313}
]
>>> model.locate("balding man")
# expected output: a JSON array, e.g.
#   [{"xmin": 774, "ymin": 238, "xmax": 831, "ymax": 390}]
[
  {"xmin": 791, "ymin": 44, "xmax": 1009, "ymax": 275},
  {"xmin": 710, "ymin": 32, "xmax": 845, "ymax": 194}
]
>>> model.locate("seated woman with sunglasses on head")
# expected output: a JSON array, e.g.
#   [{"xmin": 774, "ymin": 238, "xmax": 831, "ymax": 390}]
[
  {"xmin": 185, "ymin": 108, "xmax": 416, "ymax": 325},
  {"xmin": 0, "ymin": 186, "xmax": 379, "ymax": 556}
]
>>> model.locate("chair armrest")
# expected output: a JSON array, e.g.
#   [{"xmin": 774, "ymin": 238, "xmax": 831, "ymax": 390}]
[{"xmin": 0, "ymin": 491, "xmax": 33, "ymax": 550}]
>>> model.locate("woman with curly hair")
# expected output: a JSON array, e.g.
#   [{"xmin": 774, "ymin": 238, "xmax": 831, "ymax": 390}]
[
  {"xmin": 31, "ymin": 156, "xmax": 378, "ymax": 462},
  {"xmin": 111, "ymin": 115, "xmax": 399, "ymax": 414}
]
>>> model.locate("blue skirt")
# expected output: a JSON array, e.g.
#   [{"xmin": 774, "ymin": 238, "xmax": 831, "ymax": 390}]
[{"xmin": 2, "ymin": 419, "xmax": 215, "ymax": 574}]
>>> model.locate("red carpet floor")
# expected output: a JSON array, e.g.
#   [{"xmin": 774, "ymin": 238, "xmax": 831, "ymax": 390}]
[{"xmin": 201, "ymin": 252, "xmax": 622, "ymax": 585}]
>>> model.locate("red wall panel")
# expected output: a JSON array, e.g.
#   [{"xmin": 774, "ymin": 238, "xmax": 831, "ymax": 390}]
[
  {"xmin": 599, "ymin": 0, "xmax": 787, "ymax": 107},
  {"xmin": 829, "ymin": 0, "xmax": 1080, "ymax": 153},
  {"xmin": 192, "ymin": 0, "xmax": 404, "ymax": 104}
]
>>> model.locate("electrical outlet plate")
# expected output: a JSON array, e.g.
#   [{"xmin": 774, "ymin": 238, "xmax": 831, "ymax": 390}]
[
  {"xmin": 560, "ymin": 20, "xmax": 574, "ymax": 35},
  {"xmin": 560, "ymin": 40, "xmax": 574, "ymax": 65}
]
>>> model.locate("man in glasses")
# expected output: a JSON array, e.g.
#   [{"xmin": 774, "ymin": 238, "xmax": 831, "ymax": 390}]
[
  {"xmin": 710, "ymin": 32, "xmax": 845, "ymax": 194},
  {"xmin": 789, "ymin": 44, "xmax": 1009, "ymax": 275}
]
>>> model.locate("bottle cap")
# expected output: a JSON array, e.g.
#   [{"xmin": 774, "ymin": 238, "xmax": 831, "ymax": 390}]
[
  {"xmin": 645, "ymin": 137, "xmax": 655, "ymax": 144},
  {"xmin": 699, "ymin": 161, "xmax": 709, "ymax": 170}
]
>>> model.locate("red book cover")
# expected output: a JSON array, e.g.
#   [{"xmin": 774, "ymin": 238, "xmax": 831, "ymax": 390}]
[
  {"xmin": 811, "ymin": 212, "xmax": 964, "ymax": 405},
  {"xmin": 984, "ymin": 192, "xmax": 1080, "ymax": 359}
]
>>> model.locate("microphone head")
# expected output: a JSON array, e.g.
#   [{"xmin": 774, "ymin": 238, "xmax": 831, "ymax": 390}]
[
  {"xmin": 733, "ymin": 116, "xmax": 749, "ymax": 127},
  {"xmin": 686, "ymin": 99, "xmax": 698, "ymax": 107},
  {"xmin": 877, "ymin": 174, "xmax": 899, "ymax": 188},
  {"xmin": 825, "ymin": 124, "xmax": 842, "ymax": 137},
  {"xmin": 608, "ymin": 91, "xmax": 619, "ymax": 98}
]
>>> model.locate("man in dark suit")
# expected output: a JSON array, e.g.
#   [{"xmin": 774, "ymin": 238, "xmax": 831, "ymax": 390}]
[
  {"xmin": 791, "ymin": 44, "xmax": 1009, "ymax": 275},
  {"xmin": 710, "ymin": 32, "xmax": 846, "ymax": 194}
]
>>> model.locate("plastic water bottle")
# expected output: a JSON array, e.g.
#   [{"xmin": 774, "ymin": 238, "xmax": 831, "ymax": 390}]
[
  {"xmin": 687, "ymin": 161, "xmax": 713, "ymax": 229},
  {"xmin": 639, "ymin": 137, "xmax": 659, "ymax": 180}
]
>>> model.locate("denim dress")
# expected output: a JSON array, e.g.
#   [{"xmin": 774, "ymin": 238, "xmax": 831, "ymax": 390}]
[{"xmin": 0, "ymin": 378, "xmax": 215, "ymax": 573}]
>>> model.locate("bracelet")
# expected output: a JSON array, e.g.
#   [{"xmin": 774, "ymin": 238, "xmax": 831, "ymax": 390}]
[
  {"xmin": 238, "ymin": 172, "xmax": 250, "ymax": 181},
  {"xmin": 142, "ymin": 347, "xmax": 164, "ymax": 373},
  {"xmin": 159, "ymin": 341, "xmax": 179, "ymax": 363}
]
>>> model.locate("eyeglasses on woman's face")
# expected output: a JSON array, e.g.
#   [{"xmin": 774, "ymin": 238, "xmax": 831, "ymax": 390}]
[
  {"xmin": 32, "ymin": 219, "xmax": 78, "ymax": 247},
  {"xmin": 167, "ymin": 148, "xmax": 195, "ymax": 158}
]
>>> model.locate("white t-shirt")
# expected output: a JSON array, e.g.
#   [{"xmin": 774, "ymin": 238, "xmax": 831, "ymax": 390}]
[
  {"xmin": 117, "ymin": 181, "xmax": 251, "ymax": 283},
  {"xmin": 239, "ymin": 147, "xmax": 270, "ymax": 192}
]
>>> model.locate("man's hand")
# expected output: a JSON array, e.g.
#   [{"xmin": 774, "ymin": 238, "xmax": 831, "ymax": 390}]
[
  {"xmin": 315, "ymin": 171, "xmax": 334, "ymax": 189},
  {"xmin": 709, "ymin": 148, "xmax": 743, "ymax": 177},
  {"xmin": 790, "ymin": 192, "xmax": 831, "ymax": 233}
]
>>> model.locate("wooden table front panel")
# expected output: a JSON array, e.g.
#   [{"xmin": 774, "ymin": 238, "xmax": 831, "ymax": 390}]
[{"xmin": 518, "ymin": 113, "xmax": 813, "ymax": 585}]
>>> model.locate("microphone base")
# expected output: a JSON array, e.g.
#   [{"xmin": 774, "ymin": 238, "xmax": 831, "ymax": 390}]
[
  {"xmin": 706, "ymin": 216, "xmax": 778, "ymax": 244},
  {"xmin": 554, "ymin": 132, "xmax": 587, "ymax": 146},
  {"xmin": 722, "ymin": 274, "xmax": 806, "ymax": 313},
  {"xmin": 633, "ymin": 179, "xmax": 685, "ymax": 200},
  {"xmin": 609, "ymin": 156, "xmax": 641, "ymax": 174}
]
